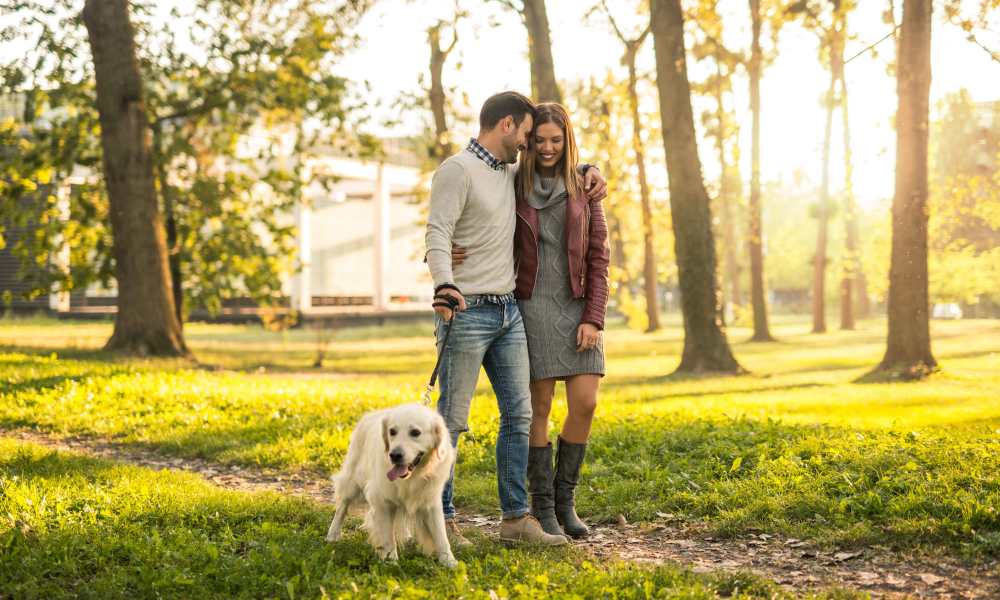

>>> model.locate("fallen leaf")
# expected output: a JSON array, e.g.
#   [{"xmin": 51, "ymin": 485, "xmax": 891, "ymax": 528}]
[
  {"xmin": 885, "ymin": 574, "xmax": 906, "ymax": 587},
  {"xmin": 919, "ymin": 573, "xmax": 945, "ymax": 585},
  {"xmin": 833, "ymin": 550, "xmax": 863, "ymax": 562}
]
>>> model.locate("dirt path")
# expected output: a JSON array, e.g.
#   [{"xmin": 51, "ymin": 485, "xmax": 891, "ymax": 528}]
[{"xmin": 5, "ymin": 428, "xmax": 998, "ymax": 599}]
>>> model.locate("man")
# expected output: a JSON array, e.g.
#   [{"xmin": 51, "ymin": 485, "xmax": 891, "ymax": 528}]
[{"xmin": 424, "ymin": 91, "xmax": 606, "ymax": 546}]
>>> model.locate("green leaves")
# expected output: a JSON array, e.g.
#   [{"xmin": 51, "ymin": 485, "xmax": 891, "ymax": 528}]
[{"xmin": 1, "ymin": 0, "xmax": 371, "ymax": 316}]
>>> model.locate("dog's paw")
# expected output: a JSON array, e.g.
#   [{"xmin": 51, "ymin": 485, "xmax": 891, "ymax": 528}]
[
  {"xmin": 325, "ymin": 530, "xmax": 341, "ymax": 543},
  {"xmin": 438, "ymin": 553, "xmax": 458, "ymax": 569}
]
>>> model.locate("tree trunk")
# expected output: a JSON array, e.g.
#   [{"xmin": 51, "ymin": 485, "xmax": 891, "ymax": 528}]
[
  {"xmin": 626, "ymin": 44, "xmax": 661, "ymax": 332},
  {"xmin": 748, "ymin": 0, "xmax": 774, "ymax": 342},
  {"xmin": 877, "ymin": 0, "xmax": 936, "ymax": 377},
  {"xmin": 812, "ymin": 41, "xmax": 839, "ymax": 334},
  {"xmin": 650, "ymin": 0, "xmax": 742, "ymax": 373},
  {"xmin": 839, "ymin": 63, "xmax": 858, "ymax": 330},
  {"xmin": 856, "ymin": 271, "xmax": 871, "ymax": 317},
  {"xmin": 713, "ymin": 52, "xmax": 742, "ymax": 314},
  {"xmin": 82, "ymin": 0, "xmax": 187, "ymax": 356},
  {"xmin": 428, "ymin": 22, "xmax": 456, "ymax": 163},
  {"xmin": 151, "ymin": 123, "xmax": 184, "ymax": 327},
  {"xmin": 522, "ymin": 0, "xmax": 562, "ymax": 103},
  {"xmin": 164, "ymin": 188, "xmax": 183, "ymax": 327}
]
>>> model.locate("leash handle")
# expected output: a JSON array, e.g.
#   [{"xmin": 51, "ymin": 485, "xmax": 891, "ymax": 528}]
[{"xmin": 424, "ymin": 295, "xmax": 460, "ymax": 405}]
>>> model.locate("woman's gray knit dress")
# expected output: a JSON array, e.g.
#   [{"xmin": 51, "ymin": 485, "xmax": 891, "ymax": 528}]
[{"xmin": 518, "ymin": 174, "xmax": 605, "ymax": 382}]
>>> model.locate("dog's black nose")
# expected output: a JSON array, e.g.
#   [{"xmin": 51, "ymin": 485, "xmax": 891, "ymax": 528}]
[{"xmin": 389, "ymin": 450, "xmax": 404, "ymax": 464}]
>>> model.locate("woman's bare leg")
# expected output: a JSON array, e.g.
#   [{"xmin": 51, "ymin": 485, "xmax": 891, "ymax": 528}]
[
  {"xmin": 529, "ymin": 378, "xmax": 557, "ymax": 447},
  {"xmin": 560, "ymin": 374, "xmax": 600, "ymax": 443}
]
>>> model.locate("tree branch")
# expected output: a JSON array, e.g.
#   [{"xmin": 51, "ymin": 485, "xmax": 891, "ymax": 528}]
[
  {"xmin": 844, "ymin": 25, "xmax": 899, "ymax": 64},
  {"xmin": 966, "ymin": 31, "xmax": 1000, "ymax": 64},
  {"xmin": 637, "ymin": 24, "xmax": 651, "ymax": 46},
  {"xmin": 154, "ymin": 96, "xmax": 229, "ymax": 124},
  {"xmin": 600, "ymin": 0, "xmax": 628, "ymax": 44}
]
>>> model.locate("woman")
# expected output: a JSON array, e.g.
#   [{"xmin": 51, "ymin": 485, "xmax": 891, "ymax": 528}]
[{"xmin": 513, "ymin": 103, "xmax": 610, "ymax": 539}]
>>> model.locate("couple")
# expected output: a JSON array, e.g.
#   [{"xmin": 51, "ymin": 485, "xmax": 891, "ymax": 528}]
[{"xmin": 424, "ymin": 91, "xmax": 610, "ymax": 546}]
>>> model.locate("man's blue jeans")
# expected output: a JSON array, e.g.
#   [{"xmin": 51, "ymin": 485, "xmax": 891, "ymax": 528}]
[{"xmin": 434, "ymin": 294, "xmax": 531, "ymax": 520}]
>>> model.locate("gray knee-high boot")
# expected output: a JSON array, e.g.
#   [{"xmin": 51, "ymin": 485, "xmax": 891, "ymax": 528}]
[
  {"xmin": 527, "ymin": 444, "xmax": 566, "ymax": 537},
  {"xmin": 554, "ymin": 437, "xmax": 590, "ymax": 538}
]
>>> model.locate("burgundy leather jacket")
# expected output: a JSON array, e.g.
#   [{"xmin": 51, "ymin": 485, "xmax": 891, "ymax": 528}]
[{"xmin": 513, "ymin": 186, "xmax": 610, "ymax": 330}]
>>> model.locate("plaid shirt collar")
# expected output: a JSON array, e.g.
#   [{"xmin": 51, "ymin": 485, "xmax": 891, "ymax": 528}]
[{"xmin": 466, "ymin": 138, "xmax": 505, "ymax": 171}]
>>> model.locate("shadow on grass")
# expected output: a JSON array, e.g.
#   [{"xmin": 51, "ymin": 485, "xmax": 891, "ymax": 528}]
[
  {"xmin": 0, "ymin": 443, "xmax": 122, "ymax": 482},
  {"xmin": 0, "ymin": 371, "xmax": 133, "ymax": 396},
  {"xmin": 600, "ymin": 374, "xmax": 828, "ymax": 398},
  {"xmin": 0, "ymin": 441, "xmax": 804, "ymax": 600},
  {"xmin": 0, "ymin": 344, "xmax": 119, "ymax": 362},
  {"xmin": 446, "ymin": 413, "xmax": 1000, "ymax": 558}
]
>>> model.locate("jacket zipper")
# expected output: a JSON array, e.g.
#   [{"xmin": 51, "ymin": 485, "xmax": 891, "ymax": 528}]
[{"xmin": 579, "ymin": 204, "xmax": 589, "ymax": 290}]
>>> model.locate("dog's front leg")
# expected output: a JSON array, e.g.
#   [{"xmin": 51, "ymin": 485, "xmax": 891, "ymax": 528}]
[
  {"xmin": 369, "ymin": 503, "xmax": 399, "ymax": 562},
  {"xmin": 326, "ymin": 496, "xmax": 352, "ymax": 542},
  {"xmin": 421, "ymin": 504, "xmax": 457, "ymax": 568}
]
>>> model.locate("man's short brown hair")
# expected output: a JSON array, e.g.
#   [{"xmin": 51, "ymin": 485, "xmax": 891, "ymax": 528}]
[{"xmin": 479, "ymin": 91, "xmax": 536, "ymax": 131}]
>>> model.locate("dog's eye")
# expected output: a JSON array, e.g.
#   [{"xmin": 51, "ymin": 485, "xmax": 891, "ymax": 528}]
[
  {"xmin": 409, "ymin": 429, "xmax": 421, "ymax": 438},
  {"xmin": 389, "ymin": 428, "xmax": 397, "ymax": 437}
]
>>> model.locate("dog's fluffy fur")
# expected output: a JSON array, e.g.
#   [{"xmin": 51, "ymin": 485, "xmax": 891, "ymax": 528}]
[{"xmin": 325, "ymin": 403, "xmax": 457, "ymax": 567}]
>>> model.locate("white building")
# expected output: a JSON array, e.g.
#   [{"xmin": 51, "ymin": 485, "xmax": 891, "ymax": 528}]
[{"xmin": 290, "ymin": 144, "xmax": 433, "ymax": 316}]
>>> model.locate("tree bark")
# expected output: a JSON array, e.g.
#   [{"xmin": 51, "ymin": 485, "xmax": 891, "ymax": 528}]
[
  {"xmin": 151, "ymin": 123, "xmax": 184, "ymax": 328},
  {"xmin": 748, "ymin": 0, "xmax": 775, "ymax": 342},
  {"xmin": 625, "ymin": 40, "xmax": 661, "ymax": 332},
  {"xmin": 839, "ymin": 64, "xmax": 858, "ymax": 330},
  {"xmin": 650, "ymin": 0, "xmax": 742, "ymax": 373},
  {"xmin": 82, "ymin": 0, "xmax": 187, "ymax": 356},
  {"xmin": 812, "ymin": 36, "xmax": 839, "ymax": 334},
  {"xmin": 428, "ymin": 22, "xmax": 457, "ymax": 163},
  {"xmin": 522, "ymin": 0, "xmax": 562, "ymax": 103},
  {"xmin": 856, "ymin": 271, "xmax": 871, "ymax": 317},
  {"xmin": 877, "ymin": 0, "xmax": 936, "ymax": 377}
]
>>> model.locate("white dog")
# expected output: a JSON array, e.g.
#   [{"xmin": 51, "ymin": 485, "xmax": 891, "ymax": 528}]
[{"xmin": 325, "ymin": 403, "xmax": 457, "ymax": 568}]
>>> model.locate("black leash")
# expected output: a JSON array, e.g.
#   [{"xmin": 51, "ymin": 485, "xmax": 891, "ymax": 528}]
[{"xmin": 422, "ymin": 294, "xmax": 461, "ymax": 406}]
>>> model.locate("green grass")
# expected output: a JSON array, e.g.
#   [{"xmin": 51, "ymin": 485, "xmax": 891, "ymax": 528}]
[
  {"xmin": 1, "ymin": 315, "xmax": 999, "ymax": 558},
  {"xmin": 0, "ymin": 439, "xmax": 851, "ymax": 599}
]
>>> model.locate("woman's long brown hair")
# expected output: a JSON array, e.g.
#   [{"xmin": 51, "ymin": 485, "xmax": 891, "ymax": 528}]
[{"xmin": 517, "ymin": 102, "xmax": 582, "ymax": 203}]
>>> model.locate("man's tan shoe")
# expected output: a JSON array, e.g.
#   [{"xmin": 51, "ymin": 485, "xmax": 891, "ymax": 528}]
[
  {"xmin": 499, "ymin": 514, "xmax": 569, "ymax": 546},
  {"xmin": 445, "ymin": 519, "xmax": 473, "ymax": 548}
]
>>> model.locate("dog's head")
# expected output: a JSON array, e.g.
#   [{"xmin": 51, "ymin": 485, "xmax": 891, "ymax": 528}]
[{"xmin": 381, "ymin": 403, "xmax": 449, "ymax": 482}]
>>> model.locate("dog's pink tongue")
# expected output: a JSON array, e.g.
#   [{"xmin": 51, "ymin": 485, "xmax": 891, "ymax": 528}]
[{"xmin": 387, "ymin": 464, "xmax": 408, "ymax": 481}]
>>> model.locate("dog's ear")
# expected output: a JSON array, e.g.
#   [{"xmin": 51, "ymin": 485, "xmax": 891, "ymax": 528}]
[
  {"xmin": 382, "ymin": 417, "xmax": 390, "ymax": 453},
  {"xmin": 433, "ymin": 417, "xmax": 449, "ymax": 457}
]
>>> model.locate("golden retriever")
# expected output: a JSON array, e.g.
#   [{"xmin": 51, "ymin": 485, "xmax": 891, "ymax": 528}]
[{"xmin": 325, "ymin": 403, "xmax": 457, "ymax": 568}]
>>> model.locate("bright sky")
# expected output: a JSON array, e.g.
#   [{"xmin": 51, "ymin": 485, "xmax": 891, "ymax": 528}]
[{"xmin": 338, "ymin": 0, "xmax": 1000, "ymax": 209}]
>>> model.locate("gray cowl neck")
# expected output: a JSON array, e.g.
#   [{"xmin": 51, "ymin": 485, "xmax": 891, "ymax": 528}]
[{"xmin": 527, "ymin": 173, "xmax": 567, "ymax": 210}]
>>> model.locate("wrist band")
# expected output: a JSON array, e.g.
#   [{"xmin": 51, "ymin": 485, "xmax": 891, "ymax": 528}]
[
  {"xmin": 432, "ymin": 294, "xmax": 460, "ymax": 310},
  {"xmin": 434, "ymin": 283, "xmax": 462, "ymax": 295}
]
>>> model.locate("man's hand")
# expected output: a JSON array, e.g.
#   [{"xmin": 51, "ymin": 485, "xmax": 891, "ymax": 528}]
[
  {"xmin": 451, "ymin": 243, "xmax": 467, "ymax": 267},
  {"xmin": 433, "ymin": 287, "xmax": 467, "ymax": 321},
  {"xmin": 576, "ymin": 323, "xmax": 601, "ymax": 352},
  {"xmin": 583, "ymin": 168, "xmax": 607, "ymax": 201}
]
